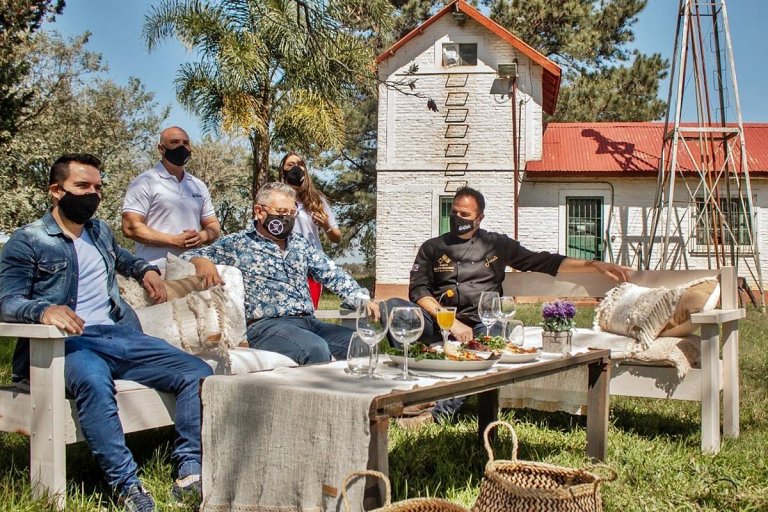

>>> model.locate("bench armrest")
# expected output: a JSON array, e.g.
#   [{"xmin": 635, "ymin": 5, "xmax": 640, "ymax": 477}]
[
  {"xmin": 0, "ymin": 322, "xmax": 69, "ymax": 339},
  {"xmin": 690, "ymin": 308, "xmax": 745, "ymax": 325},
  {"xmin": 314, "ymin": 309, "xmax": 356, "ymax": 321}
]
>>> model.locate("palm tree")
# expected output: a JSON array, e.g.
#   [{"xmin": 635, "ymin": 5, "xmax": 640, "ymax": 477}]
[{"xmin": 143, "ymin": 0, "xmax": 393, "ymax": 199}]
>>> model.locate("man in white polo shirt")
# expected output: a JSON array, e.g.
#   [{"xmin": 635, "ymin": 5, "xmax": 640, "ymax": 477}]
[{"xmin": 122, "ymin": 126, "xmax": 221, "ymax": 270}]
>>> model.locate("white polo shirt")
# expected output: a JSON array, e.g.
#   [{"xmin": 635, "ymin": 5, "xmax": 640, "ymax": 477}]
[{"xmin": 123, "ymin": 162, "xmax": 216, "ymax": 266}]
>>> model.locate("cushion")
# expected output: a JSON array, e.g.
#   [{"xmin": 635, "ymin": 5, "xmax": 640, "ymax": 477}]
[
  {"xmin": 136, "ymin": 286, "xmax": 243, "ymax": 357},
  {"xmin": 659, "ymin": 279, "xmax": 719, "ymax": 337},
  {"xmin": 118, "ymin": 274, "xmax": 206, "ymax": 309},
  {"xmin": 164, "ymin": 253, "xmax": 248, "ymax": 344},
  {"xmin": 198, "ymin": 347, "xmax": 297, "ymax": 375},
  {"xmin": 593, "ymin": 282, "xmax": 680, "ymax": 349}
]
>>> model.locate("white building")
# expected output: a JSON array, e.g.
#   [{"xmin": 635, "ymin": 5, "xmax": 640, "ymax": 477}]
[{"xmin": 374, "ymin": 0, "xmax": 768, "ymax": 296}]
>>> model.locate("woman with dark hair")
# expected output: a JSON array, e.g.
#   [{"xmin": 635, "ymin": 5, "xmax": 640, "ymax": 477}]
[{"xmin": 279, "ymin": 151, "xmax": 342, "ymax": 307}]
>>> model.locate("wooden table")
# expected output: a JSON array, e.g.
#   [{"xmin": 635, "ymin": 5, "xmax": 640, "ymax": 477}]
[{"xmin": 364, "ymin": 348, "xmax": 611, "ymax": 507}]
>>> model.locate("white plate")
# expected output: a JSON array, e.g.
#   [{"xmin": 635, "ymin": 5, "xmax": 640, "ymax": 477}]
[
  {"xmin": 466, "ymin": 349, "xmax": 540, "ymax": 364},
  {"xmin": 388, "ymin": 355, "xmax": 498, "ymax": 372},
  {"xmin": 498, "ymin": 351, "xmax": 540, "ymax": 363}
]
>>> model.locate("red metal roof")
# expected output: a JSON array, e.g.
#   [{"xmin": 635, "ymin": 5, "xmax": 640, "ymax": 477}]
[
  {"xmin": 526, "ymin": 122, "xmax": 768, "ymax": 176},
  {"xmin": 376, "ymin": 0, "xmax": 561, "ymax": 115}
]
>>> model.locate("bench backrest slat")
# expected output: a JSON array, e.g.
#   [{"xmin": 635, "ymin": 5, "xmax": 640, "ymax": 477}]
[{"xmin": 503, "ymin": 268, "xmax": 726, "ymax": 299}]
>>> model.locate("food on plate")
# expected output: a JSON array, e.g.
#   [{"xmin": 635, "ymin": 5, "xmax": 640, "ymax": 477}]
[
  {"xmin": 384, "ymin": 342, "xmax": 490, "ymax": 361},
  {"xmin": 461, "ymin": 335, "xmax": 538, "ymax": 355}
]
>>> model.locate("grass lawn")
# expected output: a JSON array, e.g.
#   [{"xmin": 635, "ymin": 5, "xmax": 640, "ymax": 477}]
[{"xmin": 1, "ymin": 297, "xmax": 766, "ymax": 511}]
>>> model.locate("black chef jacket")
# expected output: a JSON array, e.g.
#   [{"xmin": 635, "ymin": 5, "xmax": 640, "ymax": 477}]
[{"xmin": 409, "ymin": 229, "xmax": 566, "ymax": 326}]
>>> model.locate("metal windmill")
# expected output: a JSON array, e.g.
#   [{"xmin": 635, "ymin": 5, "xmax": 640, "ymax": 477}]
[{"xmin": 645, "ymin": 0, "xmax": 764, "ymax": 309}]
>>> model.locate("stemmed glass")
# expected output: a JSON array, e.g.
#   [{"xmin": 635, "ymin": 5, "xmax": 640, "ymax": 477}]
[
  {"xmin": 478, "ymin": 291, "xmax": 500, "ymax": 336},
  {"xmin": 389, "ymin": 306, "xmax": 425, "ymax": 381},
  {"xmin": 436, "ymin": 306, "xmax": 457, "ymax": 347},
  {"xmin": 356, "ymin": 300, "xmax": 389, "ymax": 379},
  {"xmin": 496, "ymin": 296, "xmax": 517, "ymax": 340}
]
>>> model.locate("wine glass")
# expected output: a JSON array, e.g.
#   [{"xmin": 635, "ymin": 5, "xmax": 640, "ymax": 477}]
[
  {"xmin": 356, "ymin": 300, "xmax": 389, "ymax": 379},
  {"xmin": 389, "ymin": 306, "xmax": 424, "ymax": 381},
  {"xmin": 496, "ymin": 296, "xmax": 517, "ymax": 341},
  {"xmin": 436, "ymin": 306, "xmax": 457, "ymax": 348},
  {"xmin": 478, "ymin": 291, "xmax": 500, "ymax": 336}
]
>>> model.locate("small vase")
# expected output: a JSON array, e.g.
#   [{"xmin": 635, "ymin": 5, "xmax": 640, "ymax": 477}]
[{"xmin": 542, "ymin": 330, "xmax": 572, "ymax": 355}]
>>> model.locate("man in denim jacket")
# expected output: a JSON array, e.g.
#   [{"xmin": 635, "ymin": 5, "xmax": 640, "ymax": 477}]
[{"xmin": 0, "ymin": 154, "xmax": 213, "ymax": 512}]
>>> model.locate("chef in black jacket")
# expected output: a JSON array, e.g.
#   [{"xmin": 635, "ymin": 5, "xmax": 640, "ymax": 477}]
[{"xmin": 387, "ymin": 186, "xmax": 629, "ymax": 426}]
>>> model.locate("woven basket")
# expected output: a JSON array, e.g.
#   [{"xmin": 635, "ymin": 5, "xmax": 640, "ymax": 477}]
[
  {"xmin": 342, "ymin": 470, "xmax": 468, "ymax": 512},
  {"xmin": 471, "ymin": 421, "xmax": 616, "ymax": 512}
]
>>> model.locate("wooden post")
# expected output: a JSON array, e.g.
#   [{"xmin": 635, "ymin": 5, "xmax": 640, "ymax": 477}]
[
  {"xmin": 478, "ymin": 389, "xmax": 499, "ymax": 449},
  {"xmin": 30, "ymin": 336, "xmax": 67, "ymax": 510},
  {"xmin": 722, "ymin": 320, "xmax": 739, "ymax": 438},
  {"xmin": 365, "ymin": 415, "xmax": 390, "ymax": 509},
  {"xmin": 700, "ymin": 323, "xmax": 721, "ymax": 454},
  {"xmin": 586, "ymin": 357, "xmax": 610, "ymax": 461}
]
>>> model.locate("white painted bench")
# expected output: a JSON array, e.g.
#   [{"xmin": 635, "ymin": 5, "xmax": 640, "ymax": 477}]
[
  {"xmin": 0, "ymin": 325, "xmax": 298, "ymax": 509},
  {"xmin": 500, "ymin": 267, "xmax": 744, "ymax": 454},
  {"xmin": 0, "ymin": 324, "xmax": 178, "ymax": 509}
]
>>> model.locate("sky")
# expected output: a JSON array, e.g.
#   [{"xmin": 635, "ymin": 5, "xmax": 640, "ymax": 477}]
[{"xmin": 50, "ymin": 0, "xmax": 768, "ymax": 142}]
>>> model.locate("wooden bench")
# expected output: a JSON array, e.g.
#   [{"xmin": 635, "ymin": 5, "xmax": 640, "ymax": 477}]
[
  {"xmin": 0, "ymin": 323, "xmax": 178, "ymax": 509},
  {"xmin": 501, "ymin": 267, "xmax": 744, "ymax": 454},
  {"xmin": 0, "ymin": 308, "xmax": 349, "ymax": 509}
]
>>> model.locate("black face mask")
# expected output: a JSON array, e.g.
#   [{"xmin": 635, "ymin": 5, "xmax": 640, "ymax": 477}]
[
  {"xmin": 58, "ymin": 188, "xmax": 101, "ymax": 225},
  {"xmin": 449, "ymin": 213, "xmax": 475, "ymax": 236},
  {"xmin": 162, "ymin": 145, "xmax": 191, "ymax": 166},
  {"xmin": 256, "ymin": 214, "xmax": 295, "ymax": 240},
  {"xmin": 283, "ymin": 166, "xmax": 305, "ymax": 187}
]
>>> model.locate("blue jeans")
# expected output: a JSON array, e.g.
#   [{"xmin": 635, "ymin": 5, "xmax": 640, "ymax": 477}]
[
  {"xmin": 246, "ymin": 315, "xmax": 354, "ymax": 365},
  {"xmin": 63, "ymin": 324, "xmax": 213, "ymax": 493},
  {"xmin": 383, "ymin": 298, "xmax": 491, "ymax": 419}
]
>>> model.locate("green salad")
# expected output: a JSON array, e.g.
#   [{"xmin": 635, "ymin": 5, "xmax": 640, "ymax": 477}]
[
  {"xmin": 474, "ymin": 335, "xmax": 508, "ymax": 350},
  {"xmin": 383, "ymin": 342, "xmax": 444, "ymax": 360}
]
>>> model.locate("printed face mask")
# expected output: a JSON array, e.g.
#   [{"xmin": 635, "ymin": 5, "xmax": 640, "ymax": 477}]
[
  {"xmin": 58, "ymin": 188, "xmax": 101, "ymax": 224},
  {"xmin": 283, "ymin": 165, "xmax": 305, "ymax": 186},
  {"xmin": 449, "ymin": 213, "xmax": 475, "ymax": 236},
  {"xmin": 258, "ymin": 213, "xmax": 295, "ymax": 240},
  {"xmin": 162, "ymin": 144, "xmax": 192, "ymax": 166}
]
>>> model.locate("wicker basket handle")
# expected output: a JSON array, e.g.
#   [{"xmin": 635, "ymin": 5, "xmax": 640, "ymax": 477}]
[
  {"xmin": 580, "ymin": 464, "xmax": 618, "ymax": 484},
  {"xmin": 341, "ymin": 470, "xmax": 392, "ymax": 511},
  {"xmin": 482, "ymin": 420, "xmax": 519, "ymax": 462}
]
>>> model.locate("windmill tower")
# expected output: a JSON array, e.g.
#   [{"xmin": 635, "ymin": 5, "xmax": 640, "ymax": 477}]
[{"xmin": 645, "ymin": 0, "xmax": 764, "ymax": 309}]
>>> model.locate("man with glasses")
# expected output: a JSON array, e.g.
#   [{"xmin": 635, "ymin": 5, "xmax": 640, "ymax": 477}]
[
  {"xmin": 122, "ymin": 126, "xmax": 221, "ymax": 272},
  {"xmin": 182, "ymin": 182, "xmax": 370, "ymax": 364}
]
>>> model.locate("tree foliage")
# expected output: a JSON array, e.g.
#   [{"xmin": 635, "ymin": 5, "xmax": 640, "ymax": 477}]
[
  {"xmin": 0, "ymin": 32, "xmax": 168, "ymax": 236},
  {"xmin": 0, "ymin": 0, "xmax": 65, "ymax": 144},
  {"xmin": 143, "ymin": 0, "xmax": 396, "ymax": 200},
  {"xmin": 184, "ymin": 136, "xmax": 253, "ymax": 235},
  {"xmin": 485, "ymin": 0, "xmax": 668, "ymax": 121}
]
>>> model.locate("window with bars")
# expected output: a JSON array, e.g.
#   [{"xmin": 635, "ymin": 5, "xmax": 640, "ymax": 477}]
[
  {"xmin": 439, "ymin": 196, "xmax": 453, "ymax": 235},
  {"xmin": 692, "ymin": 197, "xmax": 753, "ymax": 253},
  {"xmin": 566, "ymin": 197, "xmax": 603, "ymax": 260}
]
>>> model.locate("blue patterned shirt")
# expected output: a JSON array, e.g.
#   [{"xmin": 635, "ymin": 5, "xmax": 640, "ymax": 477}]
[{"xmin": 182, "ymin": 227, "xmax": 369, "ymax": 321}]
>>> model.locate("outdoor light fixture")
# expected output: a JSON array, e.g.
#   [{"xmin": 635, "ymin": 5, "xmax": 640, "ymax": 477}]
[
  {"xmin": 497, "ymin": 62, "xmax": 518, "ymax": 79},
  {"xmin": 452, "ymin": 11, "xmax": 466, "ymax": 24}
]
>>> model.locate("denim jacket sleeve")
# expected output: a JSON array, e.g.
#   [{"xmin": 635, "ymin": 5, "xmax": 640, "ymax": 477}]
[{"xmin": 0, "ymin": 230, "xmax": 56, "ymax": 323}]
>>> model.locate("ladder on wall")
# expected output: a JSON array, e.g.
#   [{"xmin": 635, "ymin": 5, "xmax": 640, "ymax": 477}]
[{"xmin": 443, "ymin": 73, "xmax": 470, "ymax": 181}]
